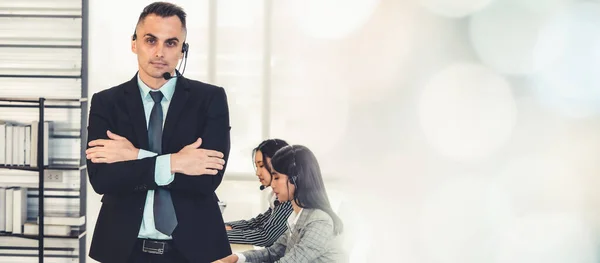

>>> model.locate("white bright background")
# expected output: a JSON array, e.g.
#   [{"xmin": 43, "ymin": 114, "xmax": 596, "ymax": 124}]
[{"xmin": 87, "ymin": 0, "xmax": 600, "ymax": 262}]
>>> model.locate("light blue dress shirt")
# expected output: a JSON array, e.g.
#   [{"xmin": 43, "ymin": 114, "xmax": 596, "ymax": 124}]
[{"xmin": 136, "ymin": 74, "xmax": 177, "ymax": 240}]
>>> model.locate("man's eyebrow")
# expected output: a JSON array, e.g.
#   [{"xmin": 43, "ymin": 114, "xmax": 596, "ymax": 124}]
[
  {"xmin": 143, "ymin": 34, "xmax": 180, "ymax": 43},
  {"xmin": 143, "ymin": 33, "xmax": 157, "ymax": 39}
]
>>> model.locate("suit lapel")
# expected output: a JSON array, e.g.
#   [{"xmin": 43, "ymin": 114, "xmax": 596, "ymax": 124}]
[
  {"xmin": 291, "ymin": 209, "xmax": 311, "ymax": 245},
  {"xmin": 162, "ymin": 77, "xmax": 190, "ymax": 152},
  {"xmin": 295, "ymin": 208, "xmax": 311, "ymax": 230},
  {"xmin": 123, "ymin": 74, "xmax": 149, "ymax": 150}
]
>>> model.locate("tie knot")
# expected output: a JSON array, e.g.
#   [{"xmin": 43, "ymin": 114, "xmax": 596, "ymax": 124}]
[{"xmin": 150, "ymin": 91, "xmax": 163, "ymax": 103}]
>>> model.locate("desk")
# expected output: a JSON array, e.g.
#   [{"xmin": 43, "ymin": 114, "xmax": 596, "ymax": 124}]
[{"xmin": 230, "ymin": 243, "xmax": 256, "ymax": 253}]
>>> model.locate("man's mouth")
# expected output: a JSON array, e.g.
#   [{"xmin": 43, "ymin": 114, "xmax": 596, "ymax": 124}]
[{"xmin": 150, "ymin": 62, "xmax": 167, "ymax": 67}]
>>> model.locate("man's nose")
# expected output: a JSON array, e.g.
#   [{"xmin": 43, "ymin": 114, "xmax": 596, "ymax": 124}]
[{"xmin": 155, "ymin": 43, "xmax": 165, "ymax": 58}]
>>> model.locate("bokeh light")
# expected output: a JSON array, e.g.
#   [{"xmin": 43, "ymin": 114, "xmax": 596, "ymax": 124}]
[
  {"xmin": 418, "ymin": 0, "xmax": 494, "ymax": 18},
  {"xmin": 418, "ymin": 176, "xmax": 513, "ymax": 263},
  {"xmin": 217, "ymin": 0, "xmax": 261, "ymax": 28},
  {"xmin": 418, "ymin": 63, "xmax": 517, "ymax": 162},
  {"xmin": 469, "ymin": 1, "xmax": 555, "ymax": 75},
  {"xmin": 289, "ymin": 0, "xmax": 380, "ymax": 39},
  {"xmin": 496, "ymin": 153, "xmax": 586, "ymax": 215},
  {"xmin": 533, "ymin": 1, "xmax": 600, "ymax": 118},
  {"xmin": 493, "ymin": 214, "xmax": 597, "ymax": 263},
  {"xmin": 269, "ymin": 62, "xmax": 351, "ymax": 172}
]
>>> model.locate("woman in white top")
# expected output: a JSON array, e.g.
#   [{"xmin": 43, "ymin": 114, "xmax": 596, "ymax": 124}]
[
  {"xmin": 215, "ymin": 145, "xmax": 345, "ymax": 263},
  {"xmin": 225, "ymin": 139, "xmax": 294, "ymax": 247}
]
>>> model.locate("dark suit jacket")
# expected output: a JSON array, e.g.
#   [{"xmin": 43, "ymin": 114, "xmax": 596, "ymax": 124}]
[{"xmin": 87, "ymin": 74, "xmax": 232, "ymax": 263}]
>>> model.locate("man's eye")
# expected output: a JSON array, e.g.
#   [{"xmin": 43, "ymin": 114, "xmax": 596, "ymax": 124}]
[
  {"xmin": 146, "ymin": 38, "xmax": 156, "ymax": 44},
  {"xmin": 167, "ymin": 41, "xmax": 177, "ymax": 47}
]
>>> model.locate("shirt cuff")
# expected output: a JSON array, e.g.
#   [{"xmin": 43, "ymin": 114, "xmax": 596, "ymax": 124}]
[
  {"xmin": 137, "ymin": 149, "xmax": 157, "ymax": 159},
  {"xmin": 234, "ymin": 253, "xmax": 246, "ymax": 263},
  {"xmin": 155, "ymin": 154, "xmax": 175, "ymax": 186}
]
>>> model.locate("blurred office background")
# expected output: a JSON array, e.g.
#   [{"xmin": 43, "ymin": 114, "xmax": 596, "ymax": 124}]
[{"xmin": 3, "ymin": 0, "xmax": 600, "ymax": 262}]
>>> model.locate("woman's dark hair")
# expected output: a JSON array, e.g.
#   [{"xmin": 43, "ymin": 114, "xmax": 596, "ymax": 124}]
[
  {"xmin": 271, "ymin": 145, "xmax": 343, "ymax": 235},
  {"xmin": 252, "ymin": 139, "xmax": 289, "ymax": 177}
]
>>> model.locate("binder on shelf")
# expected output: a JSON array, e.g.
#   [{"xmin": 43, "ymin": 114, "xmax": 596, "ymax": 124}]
[
  {"xmin": 0, "ymin": 122, "xmax": 6, "ymax": 164},
  {"xmin": 0, "ymin": 187, "xmax": 5, "ymax": 231},
  {"xmin": 5, "ymin": 123, "xmax": 13, "ymax": 166},
  {"xmin": 30, "ymin": 120, "xmax": 50, "ymax": 167},
  {"xmin": 24, "ymin": 125, "xmax": 31, "ymax": 166},
  {"xmin": 5, "ymin": 187, "xmax": 13, "ymax": 232},
  {"xmin": 23, "ymin": 222, "xmax": 72, "ymax": 236},
  {"xmin": 11, "ymin": 187, "xmax": 27, "ymax": 234},
  {"xmin": 37, "ymin": 214, "xmax": 85, "ymax": 226}
]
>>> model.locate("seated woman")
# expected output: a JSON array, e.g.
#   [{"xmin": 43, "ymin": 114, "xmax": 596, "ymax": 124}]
[
  {"xmin": 216, "ymin": 145, "xmax": 345, "ymax": 263},
  {"xmin": 226, "ymin": 139, "xmax": 294, "ymax": 247}
]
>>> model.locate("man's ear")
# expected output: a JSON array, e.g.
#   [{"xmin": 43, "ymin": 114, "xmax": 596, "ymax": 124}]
[{"xmin": 131, "ymin": 39, "xmax": 137, "ymax": 54}]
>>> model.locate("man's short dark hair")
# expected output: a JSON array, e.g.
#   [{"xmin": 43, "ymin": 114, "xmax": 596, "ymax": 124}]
[{"xmin": 136, "ymin": 2, "xmax": 187, "ymax": 30}]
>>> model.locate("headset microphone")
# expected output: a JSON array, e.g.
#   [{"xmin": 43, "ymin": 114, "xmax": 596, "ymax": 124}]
[
  {"xmin": 260, "ymin": 185, "xmax": 266, "ymax": 191},
  {"xmin": 162, "ymin": 72, "xmax": 174, "ymax": 80}
]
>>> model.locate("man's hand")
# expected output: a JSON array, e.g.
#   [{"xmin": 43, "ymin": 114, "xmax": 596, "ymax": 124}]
[
  {"xmin": 212, "ymin": 254, "xmax": 238, "ymax": 263},
  {"xmin": 86, "ymin": 130, "xmax": 139, "ymax": 163},
  {"xmin": 171, "ymin": 138, "xmax": 225, "ymax": 176}
]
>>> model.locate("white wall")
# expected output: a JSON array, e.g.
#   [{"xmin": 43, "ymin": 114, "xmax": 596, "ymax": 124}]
[{"xmin": 88, "ymin": 1, "xmax": 600, "ymax": 262}]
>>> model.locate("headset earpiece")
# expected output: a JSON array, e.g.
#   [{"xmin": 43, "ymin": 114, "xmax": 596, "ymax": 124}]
[
  {"xmin": 289, "ymin": 146, "xmax": 299, "ymax": 186},
  {"xmin": 182, "ymin": 42, "xmax": 189, "ymax": 54}
]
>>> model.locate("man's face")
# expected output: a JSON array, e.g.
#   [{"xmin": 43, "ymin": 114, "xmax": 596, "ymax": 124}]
[{"xmin": 132, "ymin": 14, "xmax": 185, "ymax": 80}]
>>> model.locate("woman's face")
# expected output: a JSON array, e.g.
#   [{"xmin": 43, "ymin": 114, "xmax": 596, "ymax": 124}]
[
  {"xmin": 254, "ymin": 150, "xmax": 272, "ymax": 187},
  {"xmin": 271, "ymin": 170, "xmax": 295, "ymax": 202}
]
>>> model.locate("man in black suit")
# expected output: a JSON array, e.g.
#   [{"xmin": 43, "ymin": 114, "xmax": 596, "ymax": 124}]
[{"xmin": 85, "ymin": 2, "xmax": 232, "ymax": 262}]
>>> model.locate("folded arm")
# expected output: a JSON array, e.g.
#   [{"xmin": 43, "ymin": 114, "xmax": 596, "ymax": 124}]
[{"xmin": 86, "ymin": 93, "xmax": 158, "ymax": 195}]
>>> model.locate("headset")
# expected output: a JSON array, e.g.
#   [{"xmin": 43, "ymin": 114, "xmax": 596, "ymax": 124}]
[
  {"xmin": 285, "ymin": 145, "xmax": 300, "ymax": 206},
  {"xmin": 132, "ymin": 29, "xmax": 189, "ymax": 79},
  {"xmin": 288, "ymin": 146, "xmax": 299, "ymax": 186}
]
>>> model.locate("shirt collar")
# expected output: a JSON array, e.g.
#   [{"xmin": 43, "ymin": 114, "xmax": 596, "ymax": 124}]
[
  {"xmin": 137, "ymin": 72, "xmax": 177, "ymax": 101},
  {"xmin": 265, "ymin": 187, "xmax": 277, "ymax": 209},
  {"xmin": 287, "ymin": 208, "xmax": 304, "ymax": 230}
]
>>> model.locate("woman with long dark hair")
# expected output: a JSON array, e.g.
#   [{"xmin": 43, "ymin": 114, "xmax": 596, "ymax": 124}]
[
  {"xmin": 215, "ymin": 145, "xmax": 345, "ymax": 263},
  {"xmin": 225, "ymin": 139, "xmax": 294, "ymax": 247}
]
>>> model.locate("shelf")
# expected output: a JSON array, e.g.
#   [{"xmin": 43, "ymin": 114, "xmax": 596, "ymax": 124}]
[
  {"xmin": 0, "ymin": 74, "xmax": 81, "ymax": 79},
  {"xmin": 0, "ymin": 165, "xmax": 85, "ymax": 171},
  {"xmin": 0, "ymin": 246, "xmax": 75, "ymax": 252},
  {"xmin": 0, "ymin": 98, "xmax": 83, "ymax": 103},
  {"xmin": 0, "ymin": 231, "xmax": 86, "ymax": 240},
  {"xmin": 51, "ymin": 134, "xmax": 81, "ymax": 139},
  {"xmin": 0, "ymin": 0, "xmax": 88, "ymax": 261},
  {"xmin": 0, "ymin": 98, "xmax": 84, "ymax": 109},
  {"xmin": 0, "ymin": 44, "xmax": 81, "ymax": 49},
  {"xmin": 0, "ymin": 104, "xmax": 81, "ymax": 109},
  {"xmin": 0, "ymin": 14, "xmax": 82, "ymax": 19}
]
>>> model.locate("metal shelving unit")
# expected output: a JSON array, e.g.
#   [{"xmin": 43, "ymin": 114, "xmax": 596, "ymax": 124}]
[
  {"xmin": 0, "ymin": 98, "xmax": 87, "ymax": 263},
  {"xmin": 0, "ymin": 0, "xmax": 88, "ymax": 262}
]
